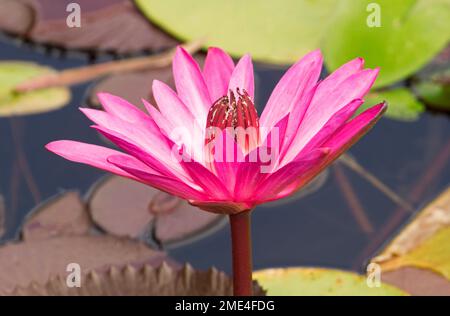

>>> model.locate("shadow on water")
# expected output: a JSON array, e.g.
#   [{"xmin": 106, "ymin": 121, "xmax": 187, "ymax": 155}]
[{"xmin": 0, "ymin": 36, "xmax": 449, "ymax": 274}]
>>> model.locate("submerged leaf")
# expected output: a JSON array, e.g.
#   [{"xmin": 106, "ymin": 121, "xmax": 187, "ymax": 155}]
[
  {"xmin": 359, "ymin": 88, "xmax": 425, "ymax": 121},
  {"xmin": 0, "ymin": 61, "xmax": 70, "ymax": 116},
  {"xmin": 413, "ymin": 70, "xmax": 450, "ymax": 111},
  {"xmin": 323, "ymin": 0, "xmax": 450, "ymax": 87},
  {"xmin": 135, "ymin": 0, "xmax": 338, "ymax": 64},
  {"xmin": 253, "ymin": 267, "xmax": 407, "ymax": 296}
]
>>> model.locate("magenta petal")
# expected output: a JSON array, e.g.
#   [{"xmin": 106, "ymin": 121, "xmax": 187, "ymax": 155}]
[
  {"xmin": 97, "ymin": 92, "xmax": 149, "ymax": 124},
  {"xmin": 152, "ymin": 80, "xmax": 195, "ymax": 128},
  {"xmin": 92, "ymin": 125, "xmax": 187, "ymax": 182},
  {"xmin": 324, "ymin": 102, "xmax": 387, "ymax": 155},
  {"xmin": 263, "ymin": 114, "xmax": 289, "ymax": 151},
  {"xmin": 180, "ymin": 160, "xmax": 232, "ymax": 200},
  {"xmin": 45, "ymin": 140, "xmax": 150, "ymax": 179},
  {"xmin": 284, "ymin": 67, "xmax": 379, "ymax": 163},
  {"xmin": 228, "ymin": 54, "xmax": 254, "ymax": 100},
  {"xmin": 297, "ymin": 98, "xmax": 364, "ymax": 157},
  {"xmin": 260, "ymin": 50, "xmax": 323, "ymax": 132},
  {"xmin": 253, "ymin": 148, "xmax": 329, "ymax": 202},
  {"xmin": 273, "ymin": 102, "xmax": 387, "ymax": 201},
  {"xmin": 203, "ymin": 47, "xmax": 234, "ymax": 102},
  {"xmin": 173, "ymin": 46, "xmax": 211, "ymax": 125},
  {"xmin": 107, "ymin": 154, "xmax": 206, "ymax": 201},
  {"xmin": 212, "ymin": 129, "xmax": 245, "ymax": 191},
  {"xmin": 322, "ymin": 57, "xmax": 364, "ymax": 88}
]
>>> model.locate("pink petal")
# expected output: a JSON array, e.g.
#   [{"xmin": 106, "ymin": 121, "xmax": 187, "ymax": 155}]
[
  {"xmin": 45, "ymin": 140, "xmax": 150, "ymax": 179},
  {"xmin": 107, "ymin": 154, "xmax": 206, "ymax": 201},
  {"xmin": 180, "ymin": 160, "xmax": 232, "ymax": 200},
  {"xmin": 152, "ymin": 80, "xmax": 196, "ymax": 128},
  {"xmin": 212, "ymin": 129, "xmax": 244, "ymax": 191},
  {"xmin": 283, "ymin": 67, "xmax": 379, "ymax": 163},
  {"xmin": 260, "ymin": 50, "xmax": 323, "ymax": 132},
  {"xmin": 203, "ymin": 47, "xmax": 234, "ymax": 102},
  {"xmin": 150, "ymin": 83, "xmax": 205, "ymax": 160},
  {"xmin": 272, "ymin": 102, "xmax": 387, "ymax": 202},
  {"xmin": 232, "ymin": 144, "xmax": 277, "ymax": 201},
  {"xmin": 322, "ymin": 57, "xmax": 364, "ymax": 89},
  {"xmin": 228, "ymin": 54, "xmax": 254, "ymax": 100},
  {"xmin": 97, "ymin": 93, "xmax": 150, "ymax": 124},
  {"xmin": 80, "ymin": 107, "xmax": 173, "ymax": 164},
  {"xmin": 324, "ymin": 102, "xmax": 387, "ymax": 155},
  {"xmin": 92, "ymin": 125, "xmax": 189, "ymax": 183},
  {"xmin": 297, "ymin": 98, "xmax": 364, "ymax": 157},
  {"xmin": 173, "ymin": 46, "xmax": 211, "ymax": 126},
  {"xmin": 253, "ymin": 148, "xmax": 329, "ymax": 202},
  {"xmin": 142, "ymin": 99, "xmax": 173, "ymax": 134}
]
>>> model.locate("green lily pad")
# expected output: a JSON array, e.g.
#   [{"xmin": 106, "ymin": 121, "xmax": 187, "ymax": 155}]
[
  {"xmin": 135, "ymin": 0, "xmax": 338, "ymax": 64},
  {"xmin": 358, "ymin": 88, "xmax": 425, "ymax": 121},
  {"xmin": 413, "ymin": 70, "xmax": 450, "ymax": 111},
  {"xmin": 0, "ymin": 61, "xmax": 70, "ymax": 117},
  {"xmin": 323, "ymin": 0, "xmax": 450, "ymax": 88},
  {"xmin": 253, "ymin": 267, "xmax": 407, "ymax": 296}
]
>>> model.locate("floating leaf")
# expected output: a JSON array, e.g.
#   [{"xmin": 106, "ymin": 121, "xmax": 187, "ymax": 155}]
[
  {"xmin": 0, "ymin": 235, "xmax": 169, "ymax": 294},
  {"xmin": 380, "ymin": 227, "xmax": 450, "ymax": 281},
  {"xmin": 0, "ymin": 0, "xmax": 177, "ymax": 54},
  {"xmin": 21, "ymin": 191, "xmax": 92, "ymax": 241},
  {"xmin": 358, "ymin": 88, "xmax": 425, "ymax": 121},
  {"xmin": 0, "ymin": 61, "xmax": 70, "ymax": 116},
  {"xmin": 253, "ymin": 267, "xmax": 407, "ymax": 296},
  {"xmin": 323, "ymin": 0, "xmax": 450, "ymax": 88},
  {"xmin": 87, "ymin": 176, "xmax": 225, "ymax": 248},
  {"xmin": 383, "ymin": 267, "xmax": 450, "ymax": 296},
  {"xmin": 87, "ymin": 176, "xmax": 156, "ymax": 238},
  {"xmin": 413, "ymin": 70, "xmax": 450, "ymax": 111},
  {"xmin": 373, "ymin": 187, "xmax": 450, "ymax": 265},
  {"xmin": 0, "ymin": 0, "xmax": 34, "ymax": 35},
  {"xmin": 10, "ymin": 263, "xmax": 265, "ymax": 296},
  {"xmin": 135, "ymin": 0, "xmax": 338, "ymax": 64},
  {"xmin": 372, "ymin": 187, "xmax": 450, "ymax": 294}
]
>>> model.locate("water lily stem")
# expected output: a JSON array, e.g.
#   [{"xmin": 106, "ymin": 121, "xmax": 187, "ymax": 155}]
[{"xmin": 229, "ymin": 210, "xmax": 253, "ymax": 296}]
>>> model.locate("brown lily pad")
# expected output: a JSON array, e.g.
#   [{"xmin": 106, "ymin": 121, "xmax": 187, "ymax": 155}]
[
  {"xmin": 87, "ymin": 176, "xmax": 156, "ymax": 239},
  {"xmin": 0, "ymin": 0, "xmax": 34, "ymax": 36},
  {"xmin": 0, "ymin": 235, "xmax": 169, "ymax": 294},
  {"xmin": 9, "ymin": 263, "xmax": 264, "ymax": 296},
  {"xmin": 372, "ymin": 186, "xmax": 450, "ymax": 264},
  {"xmin": 87, "ymin": 176, "xmax": 225, "ymax": 248},
  {"xmin": 383, "ymin": 267, "xmax": 450, "ymax": 296},
  {"xmin": 0, "ymin": 0, "xmax": 177, "ymax": 55},
  {"xmin": 21, "ymin": 191, "xmax": 92, "ymax": 241},
  {"xmin": 371, "ymin": 186, "xmax": 450, "ymax": 295},
  {"xmin": 152, "ymin": 193, "xmax": 227, "ymax": 248}
]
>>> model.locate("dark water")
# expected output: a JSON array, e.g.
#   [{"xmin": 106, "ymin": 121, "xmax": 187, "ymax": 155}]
[{"xmin": 1, "ymin": 36, "xmax": 449, "ymax": 274}]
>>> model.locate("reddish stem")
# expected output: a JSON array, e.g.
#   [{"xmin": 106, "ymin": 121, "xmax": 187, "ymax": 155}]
[{"xmin": 229, "ymin": 210, "xmax": 253, "ymax": 296}]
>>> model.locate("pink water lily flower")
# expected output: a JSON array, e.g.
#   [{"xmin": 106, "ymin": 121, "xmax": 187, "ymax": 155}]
[{"xmin": 46, "ymin": 47, "xmax": 385, "ymax": 215}]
